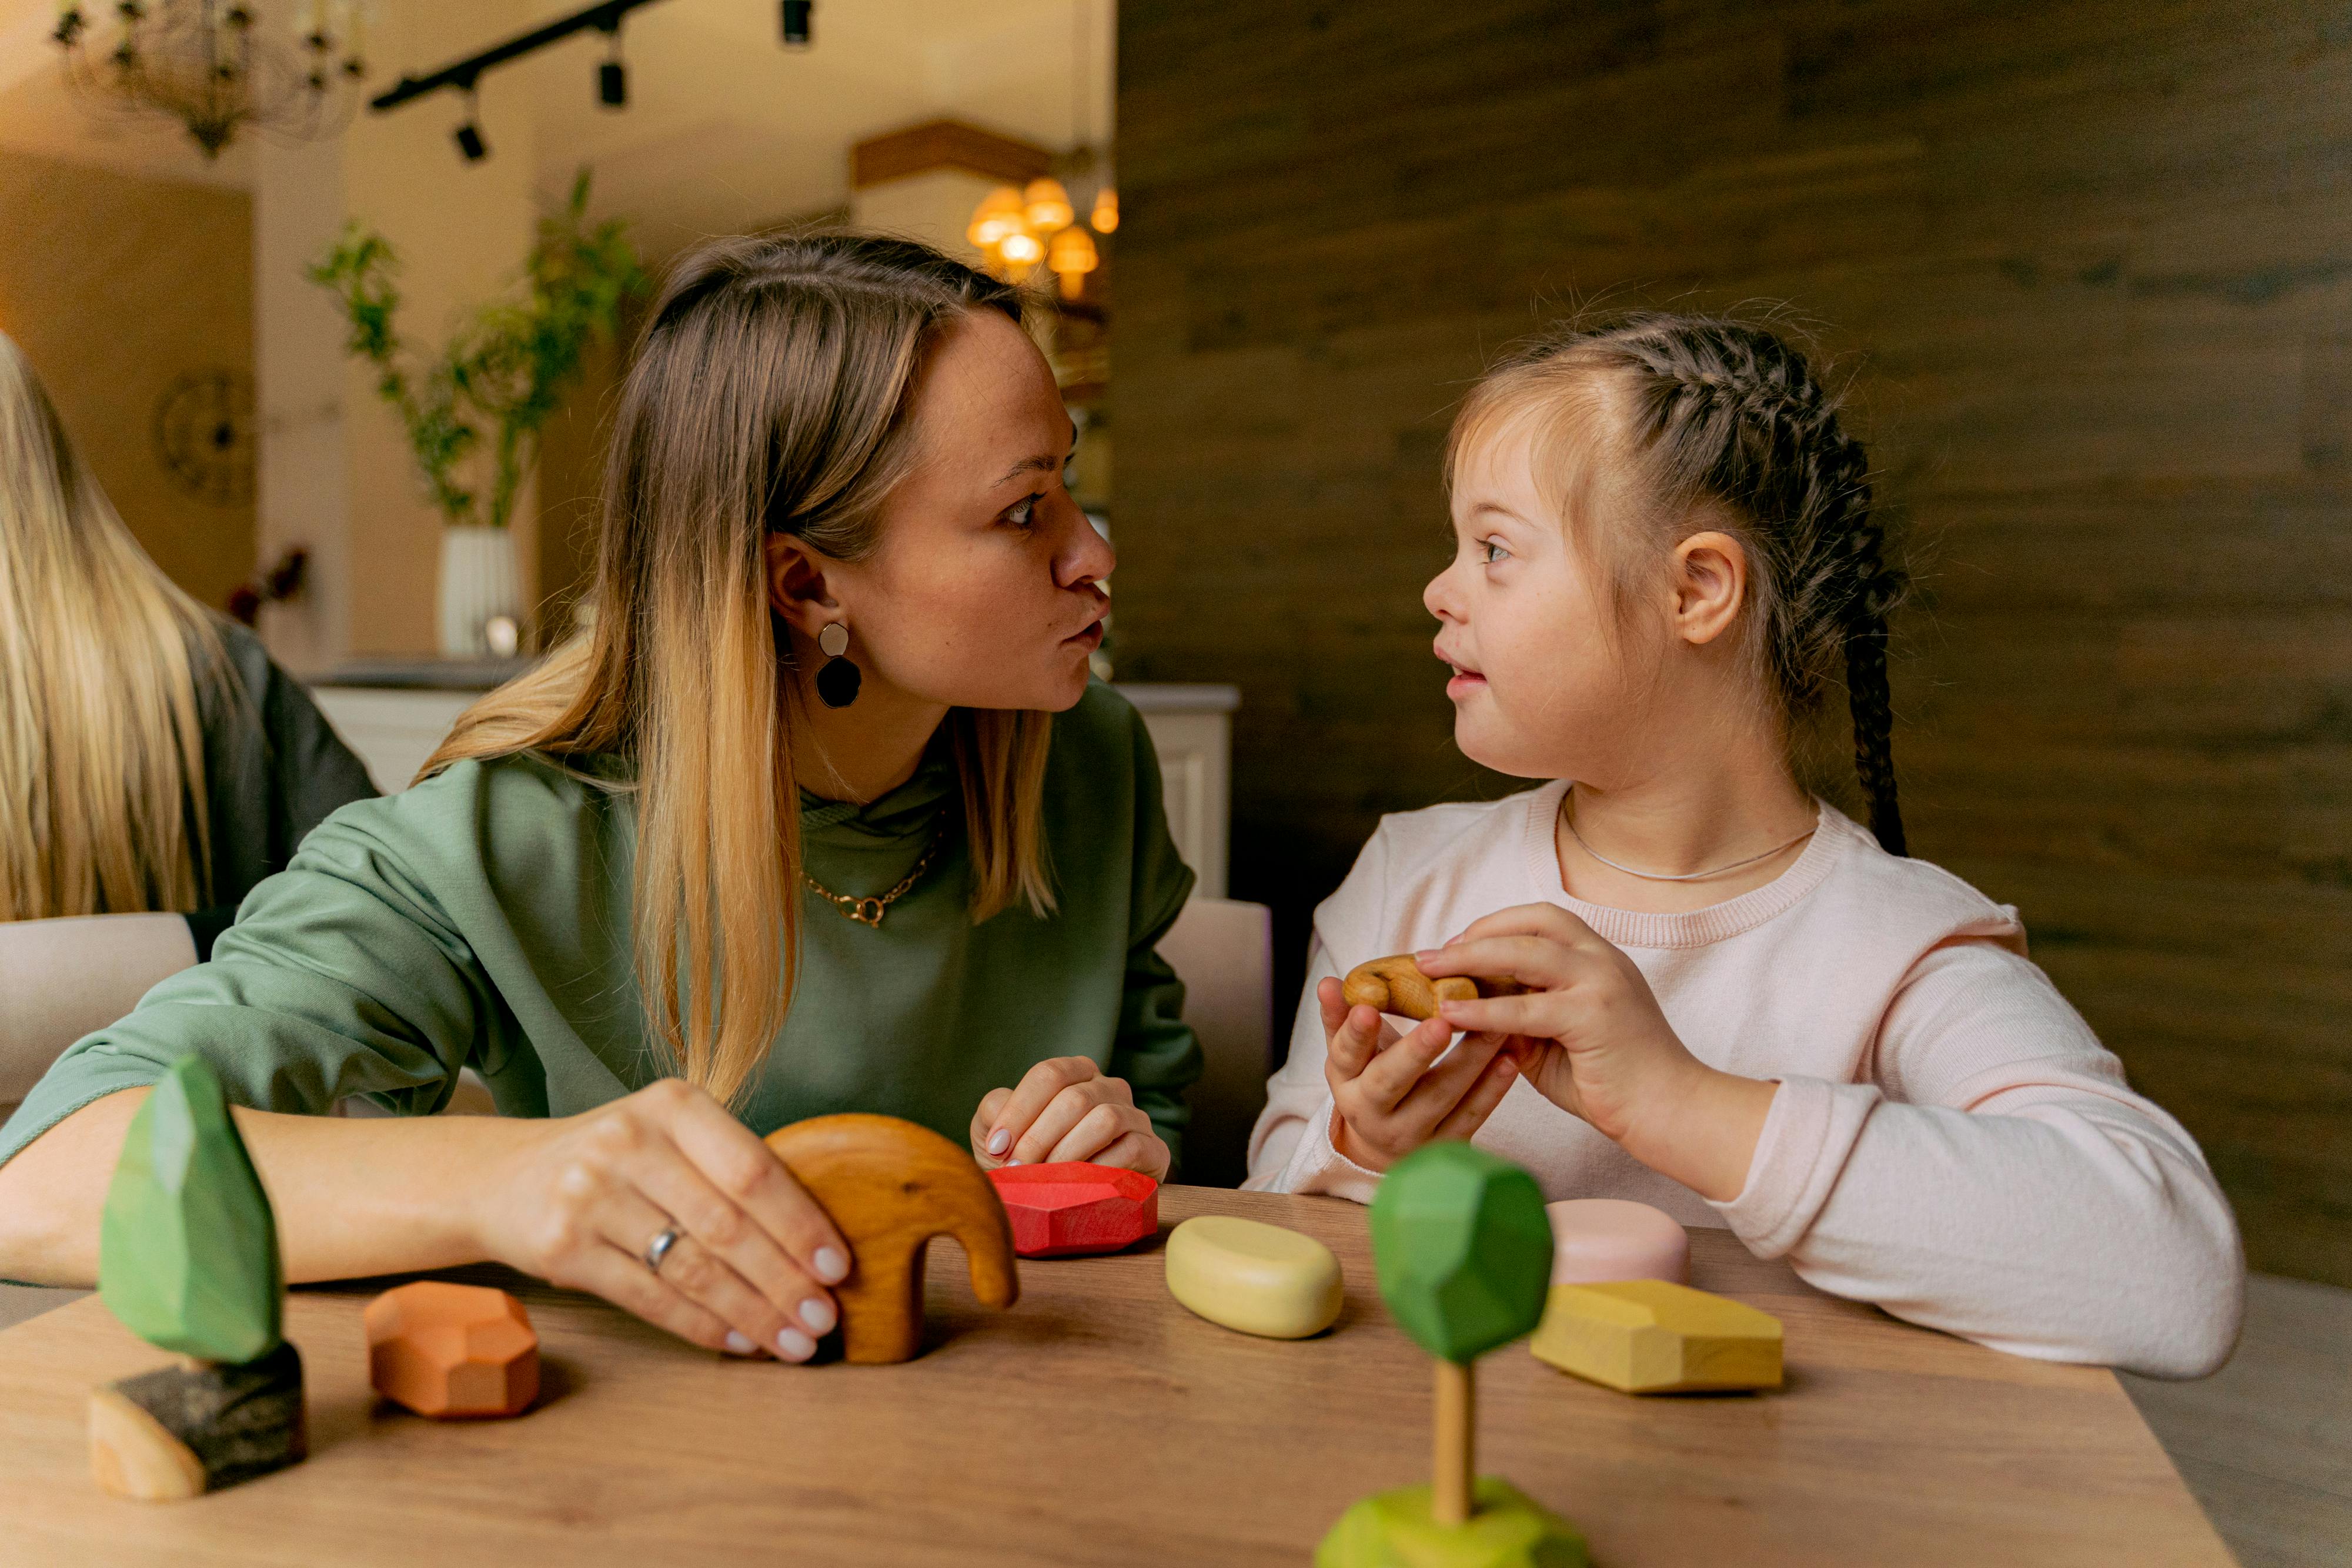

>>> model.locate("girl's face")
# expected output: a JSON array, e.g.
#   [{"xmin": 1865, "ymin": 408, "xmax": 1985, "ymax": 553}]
[
  {"xmin": 1424, "ymin": 422, "xmax": 1666, "ymax": 782},
  {"xmin": 812, "ymin": 310, "xmax": 1112, "ymax": 713}
]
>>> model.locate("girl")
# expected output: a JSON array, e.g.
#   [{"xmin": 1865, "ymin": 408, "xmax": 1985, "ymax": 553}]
[
  {"xmin": 1245, "ymin": 315, "xmax": 2240, "ymax": 1379},
  {"xmin": 0, "ymin": 234, "xmax": 1199, "ymax": 1364}
]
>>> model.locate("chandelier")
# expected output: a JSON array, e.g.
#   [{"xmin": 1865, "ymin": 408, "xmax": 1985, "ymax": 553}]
[
  {"xmin": 52, "ymin": 1, "xmax": 372, "ymax": 160},
  {"xmin": 967, "ymin": 170, "xmax": 1114, "ymax": 299}
]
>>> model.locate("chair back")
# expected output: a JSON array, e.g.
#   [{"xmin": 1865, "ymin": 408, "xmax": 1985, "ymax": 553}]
[
  {"xmin": 0, "ymin": 914, "xmax": 196, "ymax": 1124},
  {"xmin": 1157, "ymin": 897, "xmax": 1275, "ymax": 1188}
]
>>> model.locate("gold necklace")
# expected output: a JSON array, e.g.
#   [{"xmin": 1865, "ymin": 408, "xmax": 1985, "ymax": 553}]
[{"xmin": 803, "ymin": 830, "xmax": 947, "ymax": 927}]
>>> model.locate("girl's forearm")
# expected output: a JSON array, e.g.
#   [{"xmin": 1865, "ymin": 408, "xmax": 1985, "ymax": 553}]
[
  {"xmin": 0, "ymin": 1088, "xmax": 529, "ymax": 1287},
  {"xmin": 1618, "ymin": 1066, "xmax": 1778, "ymax": 1202}
]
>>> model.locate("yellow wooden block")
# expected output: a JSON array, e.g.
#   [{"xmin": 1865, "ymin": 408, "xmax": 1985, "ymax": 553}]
[
  {"xmin": 1165, "ymin": 1215, "xmax": 1344, "ymax": 1339},
  {"xmin": 1528, "ymin": 1280, "xmax": 1782, "ymax": 1393}
]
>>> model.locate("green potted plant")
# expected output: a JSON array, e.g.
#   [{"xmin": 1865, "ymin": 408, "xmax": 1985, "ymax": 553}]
[{"xmin": 309, "ymin": 169, "xmax": 644, "ymax": 656}]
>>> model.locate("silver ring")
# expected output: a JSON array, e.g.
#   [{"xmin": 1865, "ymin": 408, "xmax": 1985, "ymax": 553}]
[{"xmin": 643, "ymin": 1224, "xmax": 681, "ymax": 1275}]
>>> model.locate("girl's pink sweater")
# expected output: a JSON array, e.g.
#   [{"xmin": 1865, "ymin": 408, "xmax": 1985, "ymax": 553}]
[{"xmin": 1244, "ymin": 783, "xmax": 2243, "ymax": 1378}]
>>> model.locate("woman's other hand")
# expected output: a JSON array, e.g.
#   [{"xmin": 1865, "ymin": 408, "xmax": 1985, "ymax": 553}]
[
  {"xmin": 472, "ymin": 1078, "xmax": 853, "ymax": 1361},
  {"xmin": 971, "ymin": 1057, "xmax": 1171, "ymax": 1180}
]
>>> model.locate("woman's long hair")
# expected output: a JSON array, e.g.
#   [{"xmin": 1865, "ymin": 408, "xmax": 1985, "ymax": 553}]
[
  {"xmin": 0, "ymin": 333, "xmax": 227, "ymax": 922},
  {"xmin": 426, "ymin": 233, "xmax": 1056, "ymax": 1108}
]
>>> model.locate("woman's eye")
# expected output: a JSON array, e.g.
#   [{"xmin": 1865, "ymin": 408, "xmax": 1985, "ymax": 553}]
[{"xmin": 1005, "ymin": 494, "xmax": 1042, "ymax": 529}]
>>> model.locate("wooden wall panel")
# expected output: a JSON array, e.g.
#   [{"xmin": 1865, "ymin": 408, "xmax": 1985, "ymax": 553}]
[{"xmin": 1114, "ymin": 0, "xmax": 2352, "ymax": 1283}]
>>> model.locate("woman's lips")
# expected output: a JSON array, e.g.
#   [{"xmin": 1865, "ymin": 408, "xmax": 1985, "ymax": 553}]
[{"xmin": 1065, "ymin": 620, "xmax": 1106, "ymax": 650}]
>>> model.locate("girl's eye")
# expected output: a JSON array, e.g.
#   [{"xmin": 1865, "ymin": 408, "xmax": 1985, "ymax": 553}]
[
  {"xmin": 1480, "ymin": 538, "xmax": 1510, "ymax": 565},
  {"xmin": 1005, "ymin": 494, "xmax": 1043, "ymax": 530}
]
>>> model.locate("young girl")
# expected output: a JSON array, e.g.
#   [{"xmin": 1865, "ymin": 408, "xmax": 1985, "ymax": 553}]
[{"xmin": 1245, "ymin": 315, "xmax": 2241, "ymax": 1379}]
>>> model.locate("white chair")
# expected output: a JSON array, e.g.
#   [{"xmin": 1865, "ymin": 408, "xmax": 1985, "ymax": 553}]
[
  {"xmin": 1158, "ymin": 897, "xmax": 1275, "ymax": 1188},
  {"xmin": 0, "ymin": 914, "xmax": 196, "ymax": 1126}
]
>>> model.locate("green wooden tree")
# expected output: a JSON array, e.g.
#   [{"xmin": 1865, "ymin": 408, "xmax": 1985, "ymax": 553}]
[
  {"xmin": 1319, "ymin": 1142, "xmax": 1587, "ymax": 1568},
  {"xmin": 99, "ymin": 1054, "xmax": 282, "ymax": 1364}
]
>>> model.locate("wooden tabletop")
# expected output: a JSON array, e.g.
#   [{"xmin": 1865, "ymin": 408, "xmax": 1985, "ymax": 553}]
[{"xmin": 0, "ymin": 1186, "xmax": 2231, "ymax": 1566}]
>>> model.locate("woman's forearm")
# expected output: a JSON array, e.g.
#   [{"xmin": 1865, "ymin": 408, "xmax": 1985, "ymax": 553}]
[{"xmin": 0, "ymin": 1088, "xmax": 528, "ymax": 1287}]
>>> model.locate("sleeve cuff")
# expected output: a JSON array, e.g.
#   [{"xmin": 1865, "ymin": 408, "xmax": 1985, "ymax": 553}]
[
  {"xmin": 1708, "ymin": 1074, "xmax": 1882, "ymax": 1256},
  {"xmin": 1272, "ymin": 1099, "xmax": 1385, "ymax": 1204}
]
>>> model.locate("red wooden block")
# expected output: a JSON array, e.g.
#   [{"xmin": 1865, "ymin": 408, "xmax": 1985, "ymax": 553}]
[{"xmin": 986, "ymin": 1162, "xmax": 1159, "ymax": 1258}]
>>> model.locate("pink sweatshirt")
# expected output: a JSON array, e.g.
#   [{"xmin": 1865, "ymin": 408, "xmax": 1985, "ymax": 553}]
[{"xmin": 1244, "ymin": 783, "xmax": 2243, "ymax": 1378}]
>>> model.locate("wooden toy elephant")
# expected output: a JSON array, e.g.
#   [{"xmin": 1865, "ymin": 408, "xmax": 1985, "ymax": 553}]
[{"xmin": 763, "ymin": 1113, "xmax": 1020, "ymax": 1363}]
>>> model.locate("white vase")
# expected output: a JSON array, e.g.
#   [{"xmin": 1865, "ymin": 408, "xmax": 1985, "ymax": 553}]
[{"xmin": 436, "ymin": 525, "xmax": 522, "ymax": 658}]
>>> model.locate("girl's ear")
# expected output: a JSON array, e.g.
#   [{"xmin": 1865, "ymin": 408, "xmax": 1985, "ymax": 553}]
[
  {"xmin": 1671, "ymin": 529, "xmax": 1748, "ymax": 647},
  {"xmin": 763, "ymin": 531, "xmax": 840, "ymax": 637}
]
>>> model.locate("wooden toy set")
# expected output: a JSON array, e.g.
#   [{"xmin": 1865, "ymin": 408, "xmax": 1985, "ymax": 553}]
[{"xmin": 85, "ymin": 1027, "xmax": 1782, "ymax": 1562}]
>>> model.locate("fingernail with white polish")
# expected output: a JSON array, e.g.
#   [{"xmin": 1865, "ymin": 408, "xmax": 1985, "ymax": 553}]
[
  {"xmin": 813, "ymin": 1247, "xmax": 848, "ymax": 1283},
  {"xmin": 1005, "ymin": 1158, "xmax": 1024, "ymax": 1166},
  {"xmin": 799, "ymin": 1296, "xmax": 837, "ymax": 1335},
  {"xmin": 724, "ymin": 1330, "xmax": 756, "ymax": 1356},
  {"xmin": 777, "ymin": 1327, "xmax": 817, "ymax": 1362},
  {"xmin": 985, "ymin": 1128, "xmax": 1011, "ymax": 1155}
]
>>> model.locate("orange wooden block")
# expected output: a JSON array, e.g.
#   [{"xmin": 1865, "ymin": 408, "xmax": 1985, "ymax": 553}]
[{"xmin": 365, "ymin": 1282, "xmax": 539, "ymax": 1419}]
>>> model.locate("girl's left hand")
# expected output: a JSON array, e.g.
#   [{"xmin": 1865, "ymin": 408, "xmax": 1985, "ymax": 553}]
[
  {"xmin": 1416, "ymin": 904, "xmax": 1774, "ymax": 1202},
  {"xmin": 971, "ymin": 1057, "xmax": 1172, "ymax": 1181}
]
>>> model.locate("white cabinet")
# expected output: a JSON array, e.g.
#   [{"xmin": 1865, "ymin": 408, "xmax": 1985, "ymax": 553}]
[{"xmin": 310, "ymin": 678, "xmax": 1238, "ymax": 895}]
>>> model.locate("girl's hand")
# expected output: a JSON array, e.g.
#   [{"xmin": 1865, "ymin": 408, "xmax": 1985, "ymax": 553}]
[
  {"xmin": 1417, "ymin": 905, "xmax": 1776, "ymax": 1201},
  {"xmin": 471, "ymin": 1077, "xmax": 853, "ymax": 1362},
  {"xmin": 972, "ymin": 1058, "xmax": 1171, "ymax": 1180},
  {"xmin": 1316, "ymin": 975, "xmax": 1520, "ymax": 1172}
]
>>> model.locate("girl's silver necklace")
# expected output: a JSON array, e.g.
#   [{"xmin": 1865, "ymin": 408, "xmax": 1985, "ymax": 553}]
[{"xmin": 1562, "ymin": 801, "xmax": 1818, "ymax": 883}]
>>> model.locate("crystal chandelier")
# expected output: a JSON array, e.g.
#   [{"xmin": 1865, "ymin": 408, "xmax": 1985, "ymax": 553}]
[{"xmin": 52, "ymin": 1, "xmax": 372, "ymax": 160}]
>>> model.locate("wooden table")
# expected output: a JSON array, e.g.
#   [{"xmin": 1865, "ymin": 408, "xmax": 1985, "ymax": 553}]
[{"xmin": 0, "ymin": 1187, "xmax": 2232, "ymax": 1566}]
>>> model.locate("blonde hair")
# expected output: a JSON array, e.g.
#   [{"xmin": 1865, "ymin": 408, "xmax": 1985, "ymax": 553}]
[
  {"xmin": 0, "ymin": 333, "xmax": 228, "ymax": 922},
  {"xmin": 426, "ymin": 233, "xmax": 1056, "ymax": 1108}
]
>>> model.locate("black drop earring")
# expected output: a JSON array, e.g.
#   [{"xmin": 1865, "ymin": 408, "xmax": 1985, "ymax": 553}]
[{"xmin": 814, "ymin": 621, "xmax": 861, "ymax": 708}]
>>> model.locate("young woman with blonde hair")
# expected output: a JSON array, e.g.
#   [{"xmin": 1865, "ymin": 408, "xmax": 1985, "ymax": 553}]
[
  {"xmin": 0, "ymin": 333, "xmax": 374, "ymax": 1114},
  {"xmin": 0, "ymin": 236, "xmax": 1200, "ymax": 1365}
]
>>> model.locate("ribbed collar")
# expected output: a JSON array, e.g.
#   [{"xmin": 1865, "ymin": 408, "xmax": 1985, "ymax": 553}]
[
  {"xmin": 1516, "ymin": 779, "xmax": 1849, "ymax": 950},
  {"xmin": 797, "ymin": 733, "xmax": 957, "ymax": 848}
]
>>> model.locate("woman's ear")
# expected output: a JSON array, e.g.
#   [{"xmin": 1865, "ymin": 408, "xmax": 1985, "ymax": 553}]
[
  {"xmin": 763, "ymin": 531, "xmax": 839, "ymax": 637},
  {"xmin": 1671, "ymin": 529, "xmax": 1748, "ymax": 647}
]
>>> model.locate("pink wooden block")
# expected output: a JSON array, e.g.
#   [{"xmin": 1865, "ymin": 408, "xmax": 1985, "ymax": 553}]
[
  {"xmin": 1545, "ymin": 1199, "xmax": 1690, "ymax": 1285},
  {"xmin": 987, "ymin": 1162, "xmax": 1160, "ymax": 1258}
]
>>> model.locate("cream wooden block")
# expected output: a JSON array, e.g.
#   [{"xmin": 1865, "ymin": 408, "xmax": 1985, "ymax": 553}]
[
  {"xmin": 1165, "ymin": 1215, "xmax": 1343, "ymax": 1339},
  {"xmin": 1529, "ymin": 1279, "xmax": 1782, "ymax": 1393}
]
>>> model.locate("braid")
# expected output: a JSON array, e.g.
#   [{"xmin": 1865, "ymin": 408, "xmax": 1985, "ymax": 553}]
[{"xmin": 1481, "ymin": 312, "xmax": 1907, "ymax": 852}]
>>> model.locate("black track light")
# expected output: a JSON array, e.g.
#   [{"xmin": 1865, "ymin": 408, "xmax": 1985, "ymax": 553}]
[
  {"xmin": 599, "ymin": 58, "xmax": 625, "ymax": 106},
  {"xmin": 454, "ymin": 83, "xmax": 487, "ymax": 161},
  {"xmin": 781, "ymin": 0, "xmax": 813, "ymax": 48}
]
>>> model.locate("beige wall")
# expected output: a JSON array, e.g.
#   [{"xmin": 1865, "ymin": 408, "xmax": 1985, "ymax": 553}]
[{"xmin": 0, "ymin": 151, "xmax": 255, "ymax": 613}]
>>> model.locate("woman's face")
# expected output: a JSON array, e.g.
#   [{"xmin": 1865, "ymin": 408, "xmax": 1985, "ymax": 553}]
[
  {"xmin": 1424, "ymin": 422, "xmax": 1666, "ymax": 783},
  {"xmin": 810, "ymin": 310, "xmax": 1112, "ymax": 714}
]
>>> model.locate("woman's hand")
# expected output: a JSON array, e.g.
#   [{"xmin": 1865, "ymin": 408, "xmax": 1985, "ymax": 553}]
[
  {"xmin": 1417, "ymin": 904, "xmax": 1776, "ymax": 1201},
  {"xmin": 971, "ymin": 1057, "xmax": 1171, "ymax": 1180},
  {"xmin": 471, "ymin": 1078, "xmax": 853, "ymax": 1362},
  {"xmin": 1317, "ymin": 977, "xmax": 1519, "ymax": 1171}
]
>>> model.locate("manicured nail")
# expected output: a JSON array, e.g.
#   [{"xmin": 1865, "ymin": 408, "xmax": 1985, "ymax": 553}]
[
  {"xmin": 776, "ymin": 1327, "xmax": 817, "ymax": 1362},
  {"xmin": 799, "ymin": 1296, "xmax": 837, "ymax": 1335},
  {"xmin": 813, "ymin": 1246, "xmax": 848, "ymax": 1283},
  {"xmin": 985, "ymin": 1128, "xmax": 1011, "ymax": 1155},
  {"xmin": 724, "ymin": 1330, "xmax": 756, "ymax": 1356},
  {"xmin": 1005, "ymin": 1158, "xmax": 1024, "ymax": 1166}
]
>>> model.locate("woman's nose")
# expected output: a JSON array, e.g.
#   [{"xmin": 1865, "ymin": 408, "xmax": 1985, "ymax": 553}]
[{"xmin": 1057, "ymin": 496, "xmax": 1117, "ymax": 588}]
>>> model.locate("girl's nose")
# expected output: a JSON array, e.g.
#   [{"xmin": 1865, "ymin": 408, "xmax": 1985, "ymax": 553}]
[{"xmin": 1424, "ymin": 561, "xmax": 1462, "ymax": 623}]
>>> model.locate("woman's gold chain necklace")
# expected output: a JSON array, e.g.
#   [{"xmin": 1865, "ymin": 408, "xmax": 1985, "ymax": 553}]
[{"xmin": 803, "ymin": 828, "xmax": 947, "ymax": 928}]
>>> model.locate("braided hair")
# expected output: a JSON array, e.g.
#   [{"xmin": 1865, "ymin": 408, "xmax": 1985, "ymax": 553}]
[{"xmin": 1451, "ymin": 313, "xmax": 1907, "ymax": 855}]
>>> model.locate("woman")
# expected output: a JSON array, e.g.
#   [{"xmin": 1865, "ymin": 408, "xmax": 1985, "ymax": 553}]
[
  {"xmin": 0, "ymin": 332, "xmax": 375, "ymax": 952},
  {"xmin": 0, "ymin": 235, "xmax": 1201, "ymax": 1365}
]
